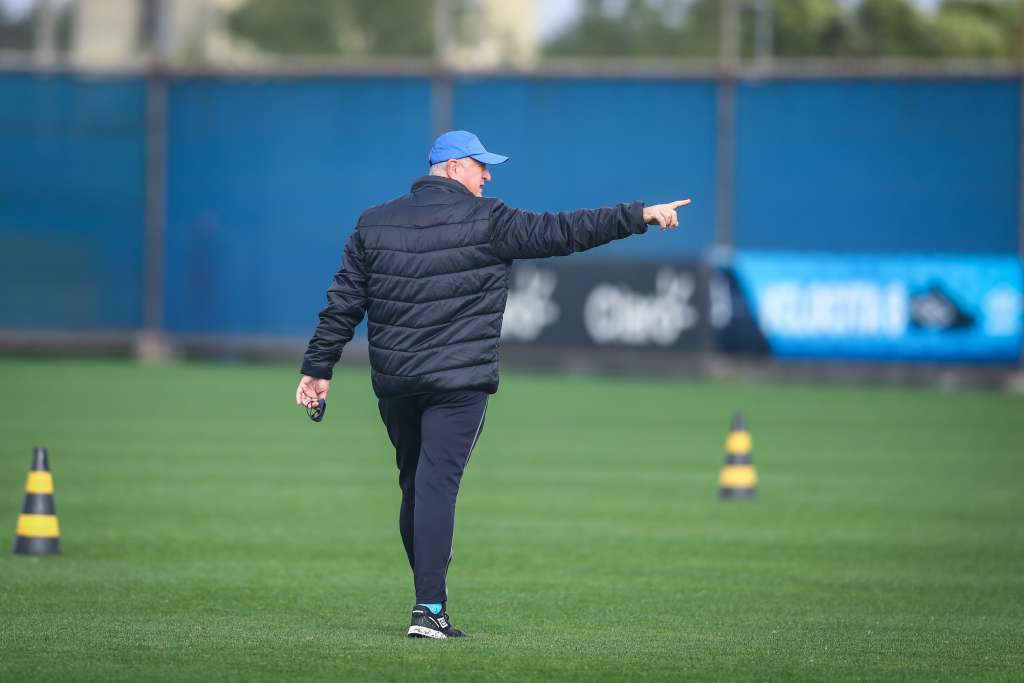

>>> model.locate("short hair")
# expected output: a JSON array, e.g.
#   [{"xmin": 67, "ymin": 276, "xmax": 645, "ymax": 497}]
[{"xmin": 428, "ymin": 161, "xmax": 448, "ymax": 176}]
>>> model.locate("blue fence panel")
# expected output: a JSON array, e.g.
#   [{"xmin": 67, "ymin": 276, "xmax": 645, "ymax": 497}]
[
  {"xmin": 735, "ymin": 79, "xmax": 1020, "ymax": 253},
  {"xmin": 165, "ymin": 77, "xmax": 432, "ymax": 336},
  {"xmin": 453, "ymin": 77, "xmax": 717, "ymax": 261},
  {"xmin": 3, "ymin": 74, "xmax": 1019, "ymax": 347},
  {"xmin": 0, "ymin": 73, "xmax": 147, "ymax": 330}
]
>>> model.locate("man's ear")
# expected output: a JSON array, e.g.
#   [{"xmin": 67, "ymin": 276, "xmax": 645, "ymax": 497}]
[{"xmin": 446, "ymin": 158, "xmax": 460, "ymax": 178}]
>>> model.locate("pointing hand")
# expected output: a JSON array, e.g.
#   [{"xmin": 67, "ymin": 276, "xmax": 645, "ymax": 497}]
[{"xmin": 642, "ymin": 199, "xmax": 691, "ymax": 230}]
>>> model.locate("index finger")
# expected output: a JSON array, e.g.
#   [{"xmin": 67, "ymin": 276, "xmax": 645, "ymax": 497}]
[{"xmin": 669, "ymin": 199, "xmax": 691, "ymax": 209}]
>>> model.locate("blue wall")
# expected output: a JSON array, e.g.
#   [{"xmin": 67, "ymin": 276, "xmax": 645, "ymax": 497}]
[
  {"xmin": 0, "ymin": 74, "xmax": 147, "ymax": 330},
  {"xmin": 453, "ymin": 77, "xmax": 718, "ymax": 260},
  {"xmin": 735, "ymin": 79, "xmax": 1020, "ymax": 252},
  {"xmin": 165, "ymin": 77, "xmax": 431, "ymax": 335},
  {"xmin": 0, "ymin": 73, "xmax": 1018, "ymax": 337}
]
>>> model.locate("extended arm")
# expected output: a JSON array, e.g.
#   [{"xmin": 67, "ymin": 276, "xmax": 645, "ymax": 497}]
[
  {"xmin": 488, "ymin": 199, "xmax": 690, "ymax": 260},
  {"xmin": 297, "ymin": 230, "xmax": 369, "ymax": 406}
]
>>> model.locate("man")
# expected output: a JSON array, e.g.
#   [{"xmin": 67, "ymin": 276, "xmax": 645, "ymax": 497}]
[{"xmin": 296, "ymin": 130, "xmax": 689, "ymax": 639}]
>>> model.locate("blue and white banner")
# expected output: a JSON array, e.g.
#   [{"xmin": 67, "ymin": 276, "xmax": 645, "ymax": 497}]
[{"xmin": 730, "ymin": 252, "xmax": 1023, "ymax": 362}]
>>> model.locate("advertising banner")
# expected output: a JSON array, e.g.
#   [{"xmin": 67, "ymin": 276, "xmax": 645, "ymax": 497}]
[
  {"xmin": 501, "ymin": 262, "xmax": 710, "ymax": 351},
  {"xmin": 726, "ymin": 252, "xmax": 1023, "ymax": 362}
]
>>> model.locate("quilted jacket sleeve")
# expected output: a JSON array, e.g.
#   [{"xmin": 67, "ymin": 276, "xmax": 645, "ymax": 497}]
[
  {"xmin": 487, "ymin": 199, "xmax": 648, "ymax": 260},
  {"xmin": 300, "ymin": 230, "xmax": 368, "ymax": 380}
]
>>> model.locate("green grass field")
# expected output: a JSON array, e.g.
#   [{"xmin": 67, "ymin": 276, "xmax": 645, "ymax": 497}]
[{"xmin": 0, "ymin": 358, "xmax": 1021, "ymax": 681}]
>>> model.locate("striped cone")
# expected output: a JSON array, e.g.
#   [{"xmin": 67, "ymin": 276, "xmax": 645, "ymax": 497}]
[
  {"xmin": 13, "ymin": 447, "xmax": 61, "ymax": 555},
  {"xmin": 718, "ymin": 413, "xmax": 757, "ymax": 500}
]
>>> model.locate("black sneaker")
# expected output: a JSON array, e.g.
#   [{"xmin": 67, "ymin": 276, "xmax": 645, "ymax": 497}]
[{"xmin": 407, "ymin": 604, "xmax": 466, "ymax": 639}]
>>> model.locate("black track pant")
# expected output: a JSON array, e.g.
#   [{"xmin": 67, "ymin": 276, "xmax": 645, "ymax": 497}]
[{"xmin": 378, "ymin": 390, "xmax": 488, "ymax": 605}]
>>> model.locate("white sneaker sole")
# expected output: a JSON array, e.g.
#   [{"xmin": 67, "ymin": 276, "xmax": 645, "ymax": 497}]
[{"xmin": 407, "ymin": 625, "xmax": 447, "ymax": 639}]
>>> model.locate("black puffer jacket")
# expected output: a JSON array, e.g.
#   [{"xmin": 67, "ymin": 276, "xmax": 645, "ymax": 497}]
[{"xmin": 301, "ymin": 176, "xmax": 647, "ymax": 398}]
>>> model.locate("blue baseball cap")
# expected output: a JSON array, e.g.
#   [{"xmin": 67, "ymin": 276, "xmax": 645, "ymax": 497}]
[{"xmin": 428, "ymin": 130, "xmax": 509, "ymax": 166}]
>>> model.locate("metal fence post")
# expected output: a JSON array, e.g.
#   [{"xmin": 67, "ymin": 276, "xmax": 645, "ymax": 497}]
[
  {"xmin": 431, "ymin": 0, "xmax": 455, "ymax": 141},
  {"xmin": 753, "ymin": 0, "xmax": 773, "ymax": 69},
  {"xmin": 715, "ymin": 0, "xmax": 738, "ymax": 252},
  {"xmin": 139, "ymin": 0, "xmax": 171, "ymax": 360},
  {"xmin": 431, "ymin": 75, "xmax": 454, "ymax": 140},
  {"xmin": 33, "ymin": 0, "xmax": 57, "ymax": 67}
]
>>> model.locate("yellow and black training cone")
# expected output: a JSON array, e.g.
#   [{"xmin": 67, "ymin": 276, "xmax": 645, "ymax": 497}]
[
  {"xmin": 719, "ymin": 413, "xmax": 757, "ymax": 500},
  {"xmin": 13, "ymin": 447, "xmax": 61, "ymax": 555}
]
